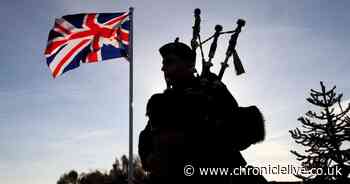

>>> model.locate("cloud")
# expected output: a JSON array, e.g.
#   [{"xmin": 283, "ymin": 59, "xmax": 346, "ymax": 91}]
[
  {"xmin": 340, "ymin": 98, "xmax": 350, "ymax": 111},
  {"xmin": 49, "ymin": 128, "xmax": 117, "ymax": 149},
  {"xmin": 243, "ymin": 141, "xmax": 302, "ymax": 182},
  {"xmin": 244, "ymin": 141, "xmax": 291, "ymax": 161},
  {"xmin": 73, "ymin": 129, "xmax": 115, "ymax": 141}
]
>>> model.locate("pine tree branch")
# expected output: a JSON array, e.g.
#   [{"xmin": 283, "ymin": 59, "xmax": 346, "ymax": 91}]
[
  {"xmin": 306, "ymin": 110, "xmax": 330, "ymax": 120},
  {"xmin": 291, "ymin": 150, "xmax": 308, "ymax": 161},
  {"xmin": 320, "ymin": 81, "xmax": 336, "ymax": 96},
  {"xmin": 335, "ymin": 103, "xmax": 350, "ymax": 120},
  {"xmin": 307, "ymin": 97, "xmax": 328, "ymax": 107},
  {"xmin": 310, "ymin": 85, "xmax": 336, "ymax": 97},
  {"xmin": 299, "ymin": 117, "xmax": 327, "ymax": 131}
]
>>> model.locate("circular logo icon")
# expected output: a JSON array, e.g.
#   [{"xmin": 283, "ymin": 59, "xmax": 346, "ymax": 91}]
[{"xmin": 184, "ymin": 165, "xmax": 195, "ymax": 176}]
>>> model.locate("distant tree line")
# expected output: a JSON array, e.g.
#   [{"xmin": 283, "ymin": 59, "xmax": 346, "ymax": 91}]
[{"xmin": 56, "ymin": 155, "xmax": 147, "ymax": 184}]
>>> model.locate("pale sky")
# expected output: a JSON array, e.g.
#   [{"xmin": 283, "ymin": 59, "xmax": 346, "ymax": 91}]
[{"xmin": 0, "ymin": 0, "xmax": 350, "ymax": 183}]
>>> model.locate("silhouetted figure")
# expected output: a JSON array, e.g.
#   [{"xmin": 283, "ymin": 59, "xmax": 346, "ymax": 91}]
[{"xmin": 139, "ymin": 40, "xmax": 265, "ymax": 184}]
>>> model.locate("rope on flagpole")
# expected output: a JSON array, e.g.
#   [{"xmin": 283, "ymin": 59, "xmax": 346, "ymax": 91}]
[{"xmin": 128, "ymin": 6, "xmax": 134, "ymax": 184}]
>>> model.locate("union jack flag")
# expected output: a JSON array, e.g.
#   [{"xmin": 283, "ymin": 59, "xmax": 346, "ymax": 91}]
[{"xmin": 44, "ymin": 12, "xmax": 130, "ymax": 78}]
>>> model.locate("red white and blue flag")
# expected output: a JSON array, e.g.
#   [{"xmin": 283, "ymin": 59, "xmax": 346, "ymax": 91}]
[{"xmin": 44, "ymin": 12, "xmax": 130, "ymax": 78}]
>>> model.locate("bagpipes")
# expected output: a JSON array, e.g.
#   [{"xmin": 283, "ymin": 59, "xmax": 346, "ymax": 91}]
[
  {"xmin": 190, "ymin": 8, "xmax": 265, "ymax": 148},
  {"xmin": 190, "ymin": 8, "xmax": 246, "ymax": 81}
]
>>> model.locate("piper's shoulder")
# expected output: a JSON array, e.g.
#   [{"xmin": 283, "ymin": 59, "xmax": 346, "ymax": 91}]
[{"xmin": 147, "ymin": 93, "xmax": 165, "ymax": 103}]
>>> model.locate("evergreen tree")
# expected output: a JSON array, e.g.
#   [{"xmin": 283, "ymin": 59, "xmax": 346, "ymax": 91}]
[
  {"xmin": 57, "ymin": 170, "xmax": 78, "ymax": 184},
  {"xmin": 56, "ymin": 155, "xmax": 147, "ymax": 184},
  {"xmin": 290, "ymin": 82, "xmax": 350, "ymax": 183}
]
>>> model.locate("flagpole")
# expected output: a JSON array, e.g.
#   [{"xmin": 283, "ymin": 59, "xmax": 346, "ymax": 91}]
[{"xmin": 128, "ymin": 6, "xmax": 134, "ymax": 184}]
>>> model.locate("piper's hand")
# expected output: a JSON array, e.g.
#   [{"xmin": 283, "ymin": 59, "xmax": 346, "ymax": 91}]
[{"xmin": 191, "ymin": 39, "xmax": 199, "ymax": 51}]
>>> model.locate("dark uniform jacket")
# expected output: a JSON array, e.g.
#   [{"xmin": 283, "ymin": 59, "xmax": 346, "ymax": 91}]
[{"xmin": 138, "ymin": 77, "xmax": 247, "ymax": 183}]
